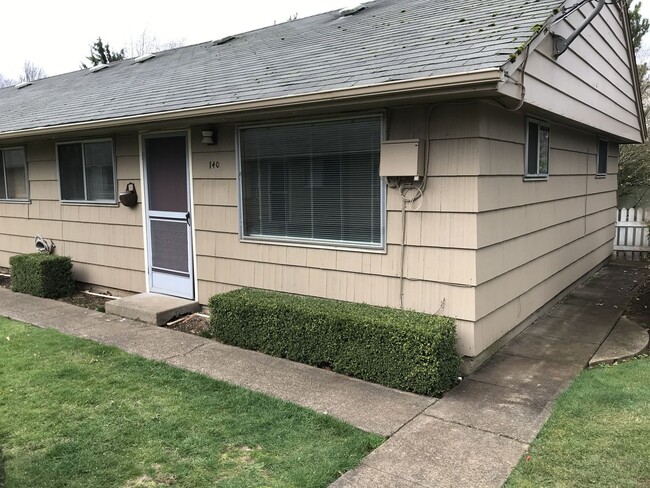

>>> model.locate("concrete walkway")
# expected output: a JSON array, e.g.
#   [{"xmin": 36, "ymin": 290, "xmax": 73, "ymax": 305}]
[
  {"xmin": 0, "ymin": 261, "xmax": 647, "ymax": 487},
  {"xmin": 0, "ymin": 288, "xmax": 432, "ymax": 437},
  {"xmin": 332, "ymin": 262, "xmax": 649, "ymax": 487}
]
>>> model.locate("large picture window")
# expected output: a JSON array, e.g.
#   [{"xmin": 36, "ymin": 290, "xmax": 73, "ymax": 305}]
[
  {"xmin": 0, "ymin": 147, "xmax": 28, "ymax": 201},
  {"xmin": 240, "ymin": 117, "xmax": 383, "ymax": 248},
  {"xmin": 57, "ymin": 140, "xmax": 116, "ymax": 202}
]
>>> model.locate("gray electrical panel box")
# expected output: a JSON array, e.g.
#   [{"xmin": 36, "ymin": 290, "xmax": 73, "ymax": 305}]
[{"xmin": 379, "ymin": 139, "xmax": 425, "ymax": 178}]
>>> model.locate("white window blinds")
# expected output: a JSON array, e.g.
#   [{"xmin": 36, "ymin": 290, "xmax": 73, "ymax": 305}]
[{"xmin": 240, "ymin": 117, "xmax": 383, "ymax": 247}]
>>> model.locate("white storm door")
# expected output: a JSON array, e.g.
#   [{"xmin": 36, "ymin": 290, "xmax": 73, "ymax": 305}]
[{"xmin": 144, "ymin": 134, "xmax": 194, "ymax": 299}]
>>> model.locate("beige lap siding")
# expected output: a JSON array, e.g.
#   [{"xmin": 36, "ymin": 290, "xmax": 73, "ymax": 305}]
[
  {"xmin": 190, "ymin": 105, "xmax": 482, "ymax": 354},
  {"xmin": 0, "ymin": 135, "xmax": 145, "ymax": 292},
  {"xmin": 525, "ymin": 3, "xmax": 643, "ymax": 142},
  {"xmin": 473, "ymin": 104, "xmax": 618, "ymax": 355},
  {"xmin": 190, "ymin": 101, "xmax": 617, "ymax": 357}
]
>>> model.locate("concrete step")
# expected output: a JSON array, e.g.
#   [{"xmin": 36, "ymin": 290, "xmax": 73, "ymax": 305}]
[
  {"xmin": 589, "ymin": 317, "xmax": 649, "ymax": 367},
  {"xmin": 105, "ymin": 292, "xmax": 201, "ymax": 325}
]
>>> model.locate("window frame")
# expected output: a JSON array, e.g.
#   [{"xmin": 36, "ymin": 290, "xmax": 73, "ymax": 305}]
[
  {"xmin": 55, "ymin": 138, "xmax": 117, "ymax": 204},
  {"xmin": 236, "ymin": 114, "xmax": 387, "ymax": 252},
  {"xmin": 524, "ymin": 118, "xmax": 551, "ymax": 181},
  {"xmin": 0, "ymin": 146, "xmax": 29, "ymax": 202},
  {"xmin": 597, "ymin": 138, "xmax": 609, "ymax": 178}
]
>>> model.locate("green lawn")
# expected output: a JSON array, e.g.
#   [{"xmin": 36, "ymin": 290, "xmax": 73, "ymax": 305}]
[
  {"xmin": 0, "ymin": 318, "xmax": 382, "ymax": 488},
  {"xmin": 506, "ymin": 356, "xmax": 650, "ymax": 488}
]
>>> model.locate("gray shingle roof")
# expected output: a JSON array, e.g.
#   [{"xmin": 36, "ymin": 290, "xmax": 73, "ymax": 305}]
[{"xmin": 0, "ymin": 0, "xmax": 561, "ymax": 134}]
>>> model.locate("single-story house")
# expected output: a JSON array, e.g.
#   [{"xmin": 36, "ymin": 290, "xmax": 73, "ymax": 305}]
[{"xmin": 0, "ymin": 0, "xmax": 644, "ymax": 363}]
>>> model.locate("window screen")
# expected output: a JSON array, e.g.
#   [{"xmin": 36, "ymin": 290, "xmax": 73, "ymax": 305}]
[
  {"xmin": 1, "ymin": 148, "xmax": 28, "ymax": 200},
  {"xmin": 597, "ymin": 139, "xmax": 608, "ymax": 175},
  {"xmin": 58, "ymin": 141, "xmax": 115, "ymax": 202},
  {"xmin": 84, "ymin": 142, "xmax": 115, "ymax": 200},
  {"xmin": 240, "ymin": 118, "xmax": 383, "ymax": 247}
]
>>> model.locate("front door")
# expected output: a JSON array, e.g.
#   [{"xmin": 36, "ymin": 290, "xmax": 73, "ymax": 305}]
[{"xmin": 143, "ymin": 134, "xmax": 194, "ymax": 299}]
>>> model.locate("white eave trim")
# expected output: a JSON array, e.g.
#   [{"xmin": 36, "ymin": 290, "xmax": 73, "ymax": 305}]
[{"xmin": 0, "ymin": 68, "xmax": 502, "ymax": 140}]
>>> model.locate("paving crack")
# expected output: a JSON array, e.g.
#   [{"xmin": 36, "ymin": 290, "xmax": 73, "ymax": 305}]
[
  {"xmin": 162, "ymin": 341, "xmax": 210, "ymax": 361},
  {"xmin": 421, "ymin": 412, "xmax": 530, "ymax": 446},
  {"xmin": 384, "ymin": 399, "xmax": 438, "ymax": 437}
]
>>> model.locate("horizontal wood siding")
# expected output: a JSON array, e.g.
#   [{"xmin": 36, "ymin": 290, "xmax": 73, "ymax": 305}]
[
  {"xmin": 190, "ymin": 105, "xmax": 482, "ymax": 353},
  {"xmin": 0, "ymin": 135, "xmax": 145, "ymax": 292},
  {"xmin": 524, "ymin": 3, "xmax": 642, "ymax": 142},
  {"xmin": 473, "ymin": 104, "xmax": 617, "ymax": 354}
]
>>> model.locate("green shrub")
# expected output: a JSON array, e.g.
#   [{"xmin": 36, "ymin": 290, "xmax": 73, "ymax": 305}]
[
  {"xmin": 9, "ymin": 253, "xmax": 74, "ymax": 299},
  {"xmin": 209, "ymin": 289, "xmax": 460, "ymax": 396}
]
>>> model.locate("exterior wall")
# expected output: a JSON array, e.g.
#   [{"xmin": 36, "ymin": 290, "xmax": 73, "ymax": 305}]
[
  {"xmin": 473, "ymin": 103, "xmax": 618, "ymax": 354},
  {"xmin": 524, "ymin": 3, "xmax": 643, "ymax": 142},
  {"xmin": 190, "ymin": 104, "xmax": 482, "ymax": 354},
  {"xmin": 0, "ymin": 99, "xmax": 618, "ymax": 358},
  {"xmin": 0, "ymin": 135, "xmax": 145, "ymax": 292}
]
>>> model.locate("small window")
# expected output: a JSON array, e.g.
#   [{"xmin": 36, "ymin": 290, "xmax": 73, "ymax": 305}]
[
  {"xmin": 57, "ymin": 140, "xmax": 116, "ymax": 202},
  {"xmin": 0, "ymin": 147, "xmax": 28, "ymax": 201},
  {"xmin": 239, "ymin": 117, "xmax": 383, "ymax": 248},
  {"xmin": 597, "ymin": 138, "xmax": 608, "ymax": 176},
  {"xmin": 525, "ymin": 119, "xmax": 550, "ymax": 179}
]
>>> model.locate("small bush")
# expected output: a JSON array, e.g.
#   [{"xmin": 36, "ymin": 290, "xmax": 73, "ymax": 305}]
[
  {"xmin": 209, "ymin": 289, "xmax": 460, "ymax": 396},
  {"xmin": 9, "ymin": 253, "xmax": 73, "ymax": 299}
]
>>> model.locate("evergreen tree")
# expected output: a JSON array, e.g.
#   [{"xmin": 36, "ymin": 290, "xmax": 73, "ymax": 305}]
[
  {"xmin": 629, "ymin": 2, "xmax": 650, "ymax": 52},
  {"xmin": 81, "ymin": 37, "xmax": 125, "ymax": 68}
]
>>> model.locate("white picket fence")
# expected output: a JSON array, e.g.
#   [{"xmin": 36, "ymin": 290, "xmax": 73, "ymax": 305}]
[{"xmin": 614, "ymin": 207, "xmax": 650, "ymax": 260}]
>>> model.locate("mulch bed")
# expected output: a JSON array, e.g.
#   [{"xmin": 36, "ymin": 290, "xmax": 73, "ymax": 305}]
[
  {"xmin": 164, "ymin": 313, "xmax": 211, "ymax": 337},
  {"xmin": 0, "ymin": 268, "xmax": 114, "ymax": 313}
]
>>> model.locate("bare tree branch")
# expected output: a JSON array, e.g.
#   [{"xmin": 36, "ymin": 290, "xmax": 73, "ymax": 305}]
[
  {"xmin": 126, "ymin": 30, "xmax": 185, "ymax": 57},
  {"xmin": 19, "ymin": 61, "xmax": 46, "ymax": 82},
  {"xmin": 0, "ymin": 74, "xmax": 16, "ymax": 88}
]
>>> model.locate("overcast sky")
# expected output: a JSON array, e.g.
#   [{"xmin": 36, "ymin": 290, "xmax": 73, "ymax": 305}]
[
  {"xmin": 0, "ymin": 0, "xmax": 347, "ymax": 80},
  {"xmin": 1, "ymin": 0, "xmax": 650, "ymax": 80}
]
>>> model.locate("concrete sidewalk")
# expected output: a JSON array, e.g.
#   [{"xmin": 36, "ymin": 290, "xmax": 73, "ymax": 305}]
[
  {"xmin": 0, "ymin": 261, "xmax": 647, "ymax": 487},
  {"xmin": 0, "ymin": 287, "xmax": 432, "ymax": 437},
  {"xmin": 332, "ymin": 261, "xmax": 649, "ymax": 487}
]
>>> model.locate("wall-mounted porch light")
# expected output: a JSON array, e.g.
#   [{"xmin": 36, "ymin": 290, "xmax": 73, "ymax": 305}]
[{"xmin": 201, "ymin": 129, "xmax": 216, "ymax": 145}]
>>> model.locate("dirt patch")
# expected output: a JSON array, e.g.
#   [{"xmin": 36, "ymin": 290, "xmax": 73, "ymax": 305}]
[
  {"xmin": 624, "ymin": 273, "xmax": 650, "ymax": 357},
  {"xmin": 626, "ymin": 279, "xmax": 650, "ymax": 331},
  {"xmin": 164, "ymin": 314, "xmax": 211, "ymax": 337},
  {"xmin": 57, "ymin": 286, "xmax": 115, "ymax": 313},
  {"xmin": 123, "ymin": 464, "xmax": 175, "ymax": 487}
]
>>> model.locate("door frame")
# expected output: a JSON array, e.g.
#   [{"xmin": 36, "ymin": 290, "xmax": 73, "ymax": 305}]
[{"xmin": 139, "ymin": 129, "xmax": 197, "ymax": 300}]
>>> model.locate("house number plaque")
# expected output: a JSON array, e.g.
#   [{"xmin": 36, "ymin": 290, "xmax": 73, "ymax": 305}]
[{"xmin": 209, "ymin": 160, "xmax": 220, "ymax": 169}]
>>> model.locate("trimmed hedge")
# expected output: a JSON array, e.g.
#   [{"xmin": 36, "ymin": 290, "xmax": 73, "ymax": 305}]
[
  {"xmin": 9, "ymin": 253, "xmax": 73, "ymax": 299},
  {"xmin": 209, "ymin": 289, "xmax": 460, "ymax": 396}
]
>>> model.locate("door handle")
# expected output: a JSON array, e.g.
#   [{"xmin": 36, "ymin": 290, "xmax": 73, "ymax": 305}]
[{"xmin": 186, "ymin": 212, "xmax": 191, "ymax": 226}]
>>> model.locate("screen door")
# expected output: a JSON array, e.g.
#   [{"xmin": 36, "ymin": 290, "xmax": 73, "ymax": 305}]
[{"xmin": 144, "ymin": 134, "xmax": 194, "ymax": 299}]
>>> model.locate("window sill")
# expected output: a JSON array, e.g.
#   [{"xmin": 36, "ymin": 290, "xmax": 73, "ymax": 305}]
[
  {"xmin": 0, "ymin": 199, "xmax": 30, "ymax": 204},
  {"xmin": 523, "ymin": 175, "xmax": 549, "ymax": 182},
  {"xmin": 240, "ymin": 235, "xmax": 387, "ymax": 254},
  {"xmin": 60, "ymin": 201, "xmax": 119, "ymax": 207},
  {"xmin": 595, "ymin": 174, "xmax": 607, "ymax": 179}
]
